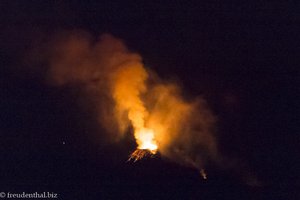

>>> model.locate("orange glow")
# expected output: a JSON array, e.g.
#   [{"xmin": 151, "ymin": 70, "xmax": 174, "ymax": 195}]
[
  {"xmin": 135, "ymin": 128, "xmax": 157, "ymax": 152},
  {"xmin": 112, "ymin": 63, "xmax": 158, "ymax": 157},
  {"xmin": 44, "ymin": 33, "xmax": 217, "ymax": 172}
]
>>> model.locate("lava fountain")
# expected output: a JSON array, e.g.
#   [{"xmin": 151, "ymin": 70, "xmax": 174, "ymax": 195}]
[{"xmin": 128, "ymin": 128, "xmax": 158, "ymax": 162}]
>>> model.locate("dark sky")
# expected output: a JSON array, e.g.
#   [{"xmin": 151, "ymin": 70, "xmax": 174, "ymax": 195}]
[{"xmin": 0, "ymin": 1, "xmax": 299, "ymax": 199}]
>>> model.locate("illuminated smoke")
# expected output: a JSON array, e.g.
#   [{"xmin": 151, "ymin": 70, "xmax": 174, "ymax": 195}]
[{"xmin": 35, "ymin": 30, "xmax": 218, "ymax": 173}]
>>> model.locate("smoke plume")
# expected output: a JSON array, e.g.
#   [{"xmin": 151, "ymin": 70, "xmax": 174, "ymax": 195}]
[{"xmin": 35, "ymin": 31, "xmax": 218, "ymax": 170}]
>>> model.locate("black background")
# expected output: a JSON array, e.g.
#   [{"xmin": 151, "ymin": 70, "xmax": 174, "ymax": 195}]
[{"xmin": 0, "ymin": 1, "xmax": 299, "ymax": 199}]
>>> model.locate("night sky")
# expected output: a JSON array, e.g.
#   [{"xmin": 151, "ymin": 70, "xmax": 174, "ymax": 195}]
[{"xmin": 0, "ymin": 1, "xmax": 299, "ymax": 199}]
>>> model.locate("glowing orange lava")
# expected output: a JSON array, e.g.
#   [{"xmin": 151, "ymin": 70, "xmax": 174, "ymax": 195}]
[
  {"xmin": 128, "ymin": 128, "xmax": 158, "ymax": 162},
  {"xmin": 135, "ymin": 128, "xmax": 157, "ymax": 152}
]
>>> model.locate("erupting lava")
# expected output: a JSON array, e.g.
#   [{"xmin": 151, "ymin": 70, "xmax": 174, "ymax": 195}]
[
  {"xmin": 128, "ymin": 149, "xmax": 156, "ymax": 162},
  {"xmin": 135, "ymin": 128, "xmax": 158, "ymax": 152},
  {"xmin": 128, "ymin": 128, "xmax": 158, "ymax": 161},
  {"xmin": 112, "ymin": 60, "xmax": 159, "ymax": 161}
]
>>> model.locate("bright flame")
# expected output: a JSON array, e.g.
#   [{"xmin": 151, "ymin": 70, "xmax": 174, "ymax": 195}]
[
  {"xmin": 112, "ymin": 63, "xmax": 158, "ymax": 158},
  {"xmin": 135, "ymin": 128, "xmax": 158, "ymax": 152},
  {"xmin": 128, "ymin": 126, "xmax": 158, "ymax": 162}
]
